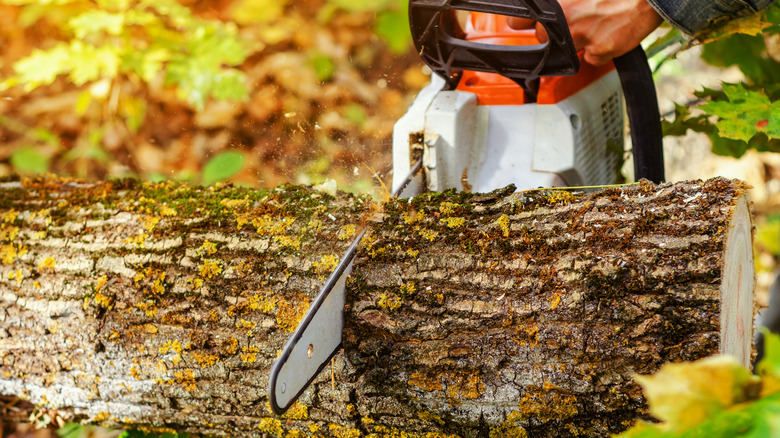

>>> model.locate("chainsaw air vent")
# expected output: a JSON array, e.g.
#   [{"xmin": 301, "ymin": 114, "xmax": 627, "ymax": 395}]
[{"xmin": 572, "ymin": 89, "xmax": 623, "ymax": 186}]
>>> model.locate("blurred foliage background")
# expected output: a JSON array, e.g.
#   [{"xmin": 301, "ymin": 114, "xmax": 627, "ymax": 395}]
[{"xmin": 0, "ymin": 0, "xmax": 427, "ymax": 192}]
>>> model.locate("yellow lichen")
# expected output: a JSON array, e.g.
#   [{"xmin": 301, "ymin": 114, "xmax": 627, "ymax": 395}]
[
  {"xmin": 407, "ymin": 249, "xmax": 419, "ymax": 258},
  {"xmin": 94, "ymin": 275, "xmax": 108, "ymax": 292},
  {"xmin": 221, "ymin": 337, "xmax": 239, "ymax": 356},
  {"xmin": 439, "ymin": 202, "xmax": 460, "ymax": 215},
  {"xmin": 378, "ymin": 293, "xmax": 401, "ymax": 311},
  {"xmin": 313, "ymin": 254, "xmax": 339, "ymax": 274},
  {"xmin": 408, "ymin": 371, "xmax": 443, "ymax": 393},
  {"xmin": 2, "ymin": 210, "xmax": 19, "ymax": 224},
  {"xmin": 0, "ymin": 244, "xmax": 26, "ymax": 265},
  {"xmin": 194, "ymin": 353, "xmax": 220, "ymax": 368},
  {"xmin": 440, "ymin": 217, "xmax": 466, "ymax": 229},
  {"xmin": 515, "ymin": 389, "xmax": 579, "ymax": 422},
  {"xmin": 235, "ymin": 213, "xmax": 250, "ymax": 230},
  {"xmin": 444, "ymin": 371, "xmax": 485, "ymax": 402},
  {"xmin": 159, "ymin": 340, "xmax": 183, "ymax": 364},
  {"xmin": 198, "ymin": 259, "xmax": 223, "ymax": 279},
  {"xmin": 258, "ymin": 418, "xmax": 284, "ymax": 436},
  {"xmin": 403, "ymin": 209, "xmax": 425, "ymax": 224},
  {"xmin": 92, "ymin": 411, "xmax": 111, "ymax": 422},
  {"xmin": 8, "ymin": 269, "xmax": 23, "ymax": 285},
  {"xmin": 142, "ymin": 216, "xmax": 160, "ymax": 232},
  {"xmin": 400, "ymin": 282, "xmax": 416, "ymax": 297},
  {"xmin": 418, "ymin": 229, "xmax": 439, "ymax": 241},
  {"xmin": 249, "ymin": 294, "xmax": 276, "ymax": 313},
  {"xmin": 490, "ymin": 421, "xmax": 529, "ymax": 438},
  {"xmin": 136, "ymin": 301, "xmax": 157, "ymax": 317},
  {"xmin": 276, "ymin": 296, "xmax": 310, "ymax": 332},
  {"xmin": 123, "ymin": 233, "xmax": 148, "ymax": 248},
  {"xmin": 337, "ymin": 224, "xmax": 357, "ymax": 240},
  {"xmin": 548, "ymin": 291, "xmax": 562, "ymax": 310},
  {"xmin": 38, "ymin": 256, "xmax": 56, "ymax": 272},
  {"xmin": 329, "ymin": 424, "xmax": 362, "ymax": 438},
  {"xmin": 418, "ymin": 410, "xmax": 445, "ymax": 426},
  {"xmin": 273, "ymin": 234, "xmax": 302, "ymax": 250},
  {"xmin": 497, "ymin": 214, "xmax": 510, "ymax": 237},
  {"xmin": 236, "ymin": 318, "xmax": 257, "ymax": 330},
  {"xmin": 307, "ymin": 218, "xmax": 323, "ymax": 233},
  {"xmin": 546, "ymin": 190, "xmax": 575, "ymax": 205},
  {"xmin": 151, "ymin": 274, "xmax": 166, "ymax": 295},
  {"xmin": 282, "ymin": 402, "xmax": 308, "ymax": 420},
  {"xmin": 197, "ymin": 240, "xmax": 219, "ymax": 257},
  {"xmin": 253, "ymin": 215, "xmax": 295, "ymax": 235},
  {"xmin": 159, "ymin": 205, "xmax": 177, "ymax": 217},
  {"xmin": 220, "ymin": 198, "xmax": 249, "ymax": 209},
  {"xmin": 174, "ymin": 369, "xmax": 197, "ymax": 391},
  {"xmin": 0, "ymin": 225, "xmax": 19, "ymax": 242},
  {"xmin": 94, "ymin": 292, "xmax": 114, "ymax": 309}
]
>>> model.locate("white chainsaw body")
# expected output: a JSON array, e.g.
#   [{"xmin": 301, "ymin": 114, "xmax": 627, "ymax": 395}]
[{"xmin": 392, "ymin": 71, "xmax": 624, "ymax": 194}]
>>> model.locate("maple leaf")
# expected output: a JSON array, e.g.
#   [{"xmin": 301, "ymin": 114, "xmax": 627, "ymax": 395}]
[{"xmin": 699, "ymin": 82, "xmax": 780, "ymax": 142}]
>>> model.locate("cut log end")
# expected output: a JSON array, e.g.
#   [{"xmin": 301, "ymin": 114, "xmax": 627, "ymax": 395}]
[{"xmin": 720, "ymin": 194, "xmax": 755, "ymax": 367}]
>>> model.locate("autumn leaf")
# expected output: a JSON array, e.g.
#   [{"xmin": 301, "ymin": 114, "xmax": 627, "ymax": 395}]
[
  {"xmin": 617, "ymin": 332, "xmax": 780, "ymax": 437},
  {"xmin": 695, "ymin": 13, "xmax": 772, "ymax": 45}
]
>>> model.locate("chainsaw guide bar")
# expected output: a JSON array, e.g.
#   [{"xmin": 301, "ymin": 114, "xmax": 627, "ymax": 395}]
[{"xmin": 268, "ymin": 158, "xmax": 423, "ymax": 416}]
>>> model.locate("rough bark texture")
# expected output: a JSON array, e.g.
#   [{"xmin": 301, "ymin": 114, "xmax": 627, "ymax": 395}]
[{"xmin": 0, "ymin": 175, "xmax": 753, "ymax": 438}]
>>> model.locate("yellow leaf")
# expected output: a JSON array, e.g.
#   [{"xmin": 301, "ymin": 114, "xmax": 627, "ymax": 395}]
[
  {"xmin": 634, "ymin": 355, "xmax": 758, "ymax": 432},
  {"xmin": 695, "ymin": 13, "xmax": 772, "ymax": 45}
]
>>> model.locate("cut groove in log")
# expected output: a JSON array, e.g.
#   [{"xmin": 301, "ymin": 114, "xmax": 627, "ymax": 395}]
[{"xmin": 0, "ymin": 176, "xmax": 754, "ymax": 438}]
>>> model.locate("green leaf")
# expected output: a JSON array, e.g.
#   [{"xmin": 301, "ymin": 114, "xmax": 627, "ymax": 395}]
[
  {"xmin": 661, "ymin": 103, "xmax": 714, "ymax": 137},
  {"xmin": 375, "ymin": 6, "xmax": 411, "ymax": 54},
  {"xmin": 228, "ymin": 0, "xmax": 288, "ymax": 25},
  {"xmin": 701, "ymin": 34, "xmax": 780, "ymax": 86},
  {"xmin": 56, "ymin": 423, "xmax": 85, "ymax": 438},
  {"xmin": 710, "ymin": 134, "xmax": 751, "ymax": 158},
  {"xmin": 758, "ymin": 331, "xmax": 780, "ymax": 378},
  {"xmin": 343, "ymin": 103, "xmax": 368, "ymax": 127},
  {"xmin": 202, "ymin": 151, "xmax": 245, "ymax": 186},
  {"xmin": 10, "ymin": 146, "xmax": 50, "ymax": 175},
  {"xmin": 310, "ymin": 53, "xmax": 335, "ymax": 82},
  {"xmin": 67, "ymin": 41, "xmax": 120, "ymax": 85},
  {"xmin": 13, "ymin": 44, "xmax": 72, "ymax": 91},
  {"xmin": 68, "ymin": 10, "xmax": 125, "ymax": 39},
  {"xmin": 699, "ymin": 83, "xmax": 780, "ymax": 142}
]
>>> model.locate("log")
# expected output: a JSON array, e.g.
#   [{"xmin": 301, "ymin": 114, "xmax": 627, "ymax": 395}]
[{"xmin": 0, "ymin": 176, "xmax": 754, "ymax": 437}]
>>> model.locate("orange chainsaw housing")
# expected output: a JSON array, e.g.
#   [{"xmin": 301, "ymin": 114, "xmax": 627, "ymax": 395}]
[{"xmin": 456, "ymin": 13, "xmax": 615, "ymax": 105}]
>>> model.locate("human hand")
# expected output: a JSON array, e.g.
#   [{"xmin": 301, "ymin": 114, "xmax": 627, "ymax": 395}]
[{"xmin": 508, "ymin": 0, "xmax": 663, "ymax": 66}]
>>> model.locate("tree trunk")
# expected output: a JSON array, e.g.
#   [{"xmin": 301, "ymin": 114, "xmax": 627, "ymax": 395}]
[{"xmin": 0, "ymin": 176, "xmax": 754, "ymax": 438}]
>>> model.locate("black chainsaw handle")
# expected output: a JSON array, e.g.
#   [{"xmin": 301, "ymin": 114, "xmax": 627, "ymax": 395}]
[
  {"xmin": 409, "ymin": 0, "xmax": 580, "ymax": 96},
  {"xmin": 614, "ymin": 46, "xmax": 665, "ymax": 184}
]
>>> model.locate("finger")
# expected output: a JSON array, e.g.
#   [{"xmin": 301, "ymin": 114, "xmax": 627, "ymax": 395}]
[
  {"xmin": 583, "ymin": 49, "xmax": 612, "ymax": 67},
  {"xmin": 506, "ymin": 17, "xmax": 536, "ymax": 29},
  {"xmin": 535, "ymin": 22, "xmax": 549, "ymax": 43}
]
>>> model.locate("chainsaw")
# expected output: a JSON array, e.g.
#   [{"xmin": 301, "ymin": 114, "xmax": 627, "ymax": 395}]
[{"xmin": 268, "ymin": 0, "xmax": 664, "ymax": 415}]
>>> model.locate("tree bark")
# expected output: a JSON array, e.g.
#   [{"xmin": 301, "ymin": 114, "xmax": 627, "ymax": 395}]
[{"xmin": 0, "ymin": 176, "xmax": 754, "ymax": 438}]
